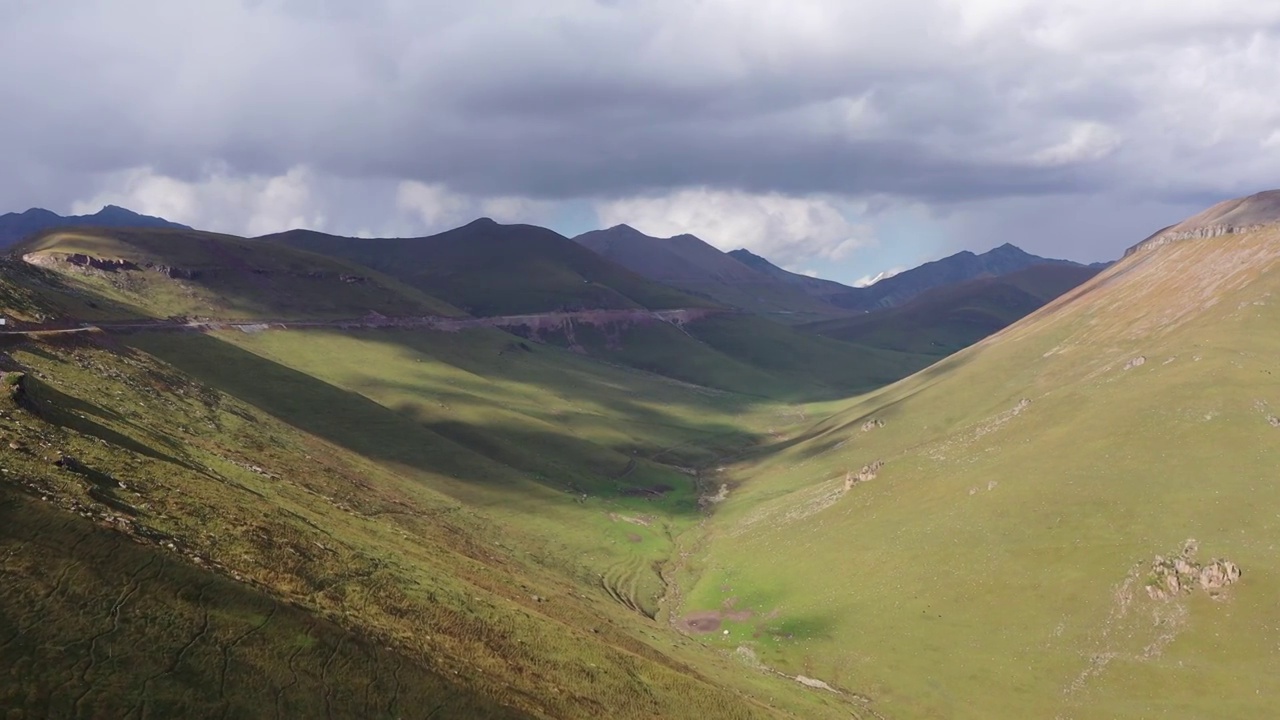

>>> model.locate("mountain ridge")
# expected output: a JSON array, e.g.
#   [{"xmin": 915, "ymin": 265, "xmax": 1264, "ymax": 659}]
[
  {"xmin": 1127, "ymin": 189, "xmax": 1280, "ymax": 256},
  {"xmin": 0, "ymin": 205, "xmax": 190, "ymax": 247},
  {"xmin": 261, "ymin": 220, "xmax": 713, "ymax": 316}
]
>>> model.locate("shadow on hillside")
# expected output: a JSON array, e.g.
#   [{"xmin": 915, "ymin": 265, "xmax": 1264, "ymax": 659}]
[
  {"xmin": 0, "ymin": 486, "xmax": 534, "ymax": 720},
  {"xmin": 724, "ymin": 341, "xmax": 985, "ymax": 465},
  {"xmin": 16, "ymin": 372, "xmax": 208, "ymax": 475},
  {"xmin": 126, "ymin": 333, "xmax": 723, "ymax": 514}
]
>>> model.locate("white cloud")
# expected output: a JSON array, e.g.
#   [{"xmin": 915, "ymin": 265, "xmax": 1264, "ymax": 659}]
[
  {"xmin": 596, "ymin": 188, "xmax": 874, "ymax": 266},
  {"xmin": 72, "ymin": 165, "xmax": 326, "ymax": 237},
  {"xmin": 1030, "ymin": 122, "xmax": 1122, "ymax": 167},
  {"xmin": 394, "ymin": 182, "xmax": 470, "ymax": 230}
]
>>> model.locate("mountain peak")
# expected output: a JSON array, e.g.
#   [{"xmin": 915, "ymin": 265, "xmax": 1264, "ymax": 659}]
[
  {"xmin": 984, "ymin": 243, "xmax": 1032, "ymax": 258},
  {"xmin": 94, "ymin": 204, "xmax": 145, "ymax": 219},
  {"xmin": 0, "ymin": 204, "xmax": 190, "ymax": 248}
]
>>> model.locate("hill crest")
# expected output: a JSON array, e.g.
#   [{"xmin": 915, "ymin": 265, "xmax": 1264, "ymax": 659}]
[
  {"xmin": 262, "ymin": 220, "xmax": 714, "ymax": 316},
  {"xmin": 0, "ymin": 205, "xmax": 190, "ymax": 248},
  {"xmin": 1127, "ymin": 189, "xmax": 1280, "ymax": 256}
]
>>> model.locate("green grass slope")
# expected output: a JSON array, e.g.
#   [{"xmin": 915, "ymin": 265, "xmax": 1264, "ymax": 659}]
[
  {"xmin": 518, "ymin": 312, "xmax": 928, "ymax": 402},
  {"xmin": 0, "ymin": 242, "xmax": 871, "ymax": 716},
  {"xmin": 13, "ymin": 228, "xmax": 463, "ymax": 320},
  {"xmin": 261, "ymin": 220, "xmax": 714, "ymax": 316},
  {"xmin": 0, "ymin": 322, "xmax": 865, "ymax": 719},
  {"xmin": 674, "ymin": 223, "xmax": 1280, "ymax": 718},
  {"xmin": 802, "ymin": 263, "xmax": 1101, "ymax": 357},
  {"xmin": 0, "ymin": 485, "xmax": 523, "ymax": 719}
]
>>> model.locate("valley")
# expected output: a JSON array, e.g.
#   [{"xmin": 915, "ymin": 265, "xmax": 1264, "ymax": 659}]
[{"xmin": 3, "ymin": 194, "xmax": 1279, "ymax": 719}]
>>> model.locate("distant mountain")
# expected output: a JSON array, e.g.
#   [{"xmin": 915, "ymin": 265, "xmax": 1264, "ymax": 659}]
[
  {"xmin": 726, "ymin": 248, "xmax": 860, "ymax": 299},
  {"xmin": 574, "ymin": 224, "xmax": 1107, "ymax": 324},
  {"xmin": 575, "ymin": 225, "xmax": 762, "ymax": 284},
  {"xmin": 802, "ymin": 263, "xmax": 1103, "ymax": 356},
  {"xmin": 261, "ymin": 218, "xmax": 711, "ymax": 316},
  {"xmin": 824, "ymin": 243, "xmax": 1101, "ymax": 312},
  {"xmin": 574, "ymin": 226, "xmax": 851, "ymax": 321},
  {"xmin": 0, "ymin": 205, "xmax": 190, "ymax": 248}
]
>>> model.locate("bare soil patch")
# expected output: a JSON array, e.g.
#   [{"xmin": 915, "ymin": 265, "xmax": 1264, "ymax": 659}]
[{"xmin": 677, "ymin": 608, "xmax": 755, "ymax": 634}]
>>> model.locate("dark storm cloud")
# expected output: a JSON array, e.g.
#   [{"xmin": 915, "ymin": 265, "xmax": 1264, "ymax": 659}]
[{"xmin": 2, "ymin": 0, "xmax": 1279, "ymax": 263}]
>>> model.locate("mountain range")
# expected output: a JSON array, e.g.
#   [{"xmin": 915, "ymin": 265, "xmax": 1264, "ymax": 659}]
[
  {"xmin": 0, "ymin": 205, "xmax": 189, "ymax": 247},
  {"xmin": 0, "ymin": 206, "xmax": 1107, "ymax": 370},
  {"xmin": 576, "ymin": 223, "xmax": 1104, "ymax": 318},
  {"xmin": 2, "ymin": 190, "xmax": 1280, "ymax": 717}
]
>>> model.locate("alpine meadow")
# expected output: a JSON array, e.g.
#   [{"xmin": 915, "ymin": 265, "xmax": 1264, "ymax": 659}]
[{"xmin": 3, "ymin": 3, "xmax": 1280, "ymax": 719}]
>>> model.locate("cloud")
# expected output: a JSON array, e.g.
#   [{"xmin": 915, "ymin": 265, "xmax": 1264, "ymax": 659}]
[
  {"xmin": 3, "ymin": 1, "xmax": 1280, "ymax": 264},
  {"xmin": 72, "ymin": 166, "xmax": 326, "ymax": 237},
  {"xmin": 394, "ymin": 182, "xmax": 471, "ymax": 230},
  {"xmin": 1030, "ymin": 122, "xmax": 1123, "ymax": 167},
  {"xmin": 596, "ymin": 189, "xmax": 873, "ymax": 266}
]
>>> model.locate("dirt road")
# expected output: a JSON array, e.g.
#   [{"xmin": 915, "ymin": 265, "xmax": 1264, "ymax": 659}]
[{"xmin": 0, "ymin": 307, "xmax": 724, "ymax": 337}]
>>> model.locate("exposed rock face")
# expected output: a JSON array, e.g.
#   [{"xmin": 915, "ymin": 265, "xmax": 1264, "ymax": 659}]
[
  {"xmin": 861, "ymin": 418, "xmax": 885, "ymax": 432},
  {"xmin": 148, "ymin": 264, "xmax": 199, "ymax": 279},
  {"xmin": 66, "ymin": 253, "xmax": 139, "ymax": 271},
  {"xmin": 845, "ymin": 460, "xmax": 884, "ymax": 490},
  {"xmin": 1124, "ymin": 356, "xmax": 1147, "ymax": 370},
  {"xmin": 1199, "ymin": 560, "xmax": 1242, "ymax": 590},
  {"xmin": 1145, "ymin": 539, "xmax": 1241, "ymax": 600},
  {"xmin": 1126, "ymin": 189, "xmax": 1280, "ymax": 256}
]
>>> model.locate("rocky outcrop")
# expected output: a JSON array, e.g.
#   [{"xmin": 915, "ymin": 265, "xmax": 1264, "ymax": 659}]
[
  {"xmin": 861, "ymin": 418, "xmax": 885, "ymax": 432},
  {"xmin": 66, "ymin": 254, "xmax": 139, "ymax": 271},
  {"xmin": 146, "ymin": 263, "xmax": 199, "ymax": 279},
  {"xmin": 1145, "ymin": 539, "xmax": 1241, "ymax": 600},
  {"xmin": 1123, "ymin": 356, "xmax": 1147, "ymax": 370},
  {"xmin": 1125, "ymin": 190, "xmax": 1280, "ymax": 256},
  {"xmin": 844, "ymin": 460, "xmax": 884, "ymax": 490}
]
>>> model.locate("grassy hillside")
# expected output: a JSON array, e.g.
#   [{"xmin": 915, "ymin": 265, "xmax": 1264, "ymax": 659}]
[
  {"xmin": 515, "ymin": 312, "xmax": 928, "ymax": 402},
  {"xmin": 261, "ymin": 220, "xmax": 713, "ymax": 316},
  {"xmin": 673, "ymin": 224, "xmax": 1280, "ymax": 718},
  {"xmin": 0, "ymin": 484, "xmax": 522, "ymax": 719},
  {"xmin": 13, "ymin": 228, "xmax": 463, "ymax": 320},
  {"xmin": 0, "ymin": 235, "xmax": 873, "ymax": 717},
  {"xmin": 803, "ymin": 264, "xmax": 1100, "ymax": 357}
]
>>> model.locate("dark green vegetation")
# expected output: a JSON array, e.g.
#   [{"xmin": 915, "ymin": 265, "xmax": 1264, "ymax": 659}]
[
  {"xmin": 262, "ymin": 219, "xmax": 710, "ymax": 315},
  {"xmin": 801, "ymin": 263, "xmax": 1101, "ymax": 357}
]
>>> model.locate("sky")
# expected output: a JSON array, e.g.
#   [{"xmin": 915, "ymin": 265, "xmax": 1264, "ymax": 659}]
[{"xmin": 3, "ymin": 1, "xmax": 1279, "ymax": 285}]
